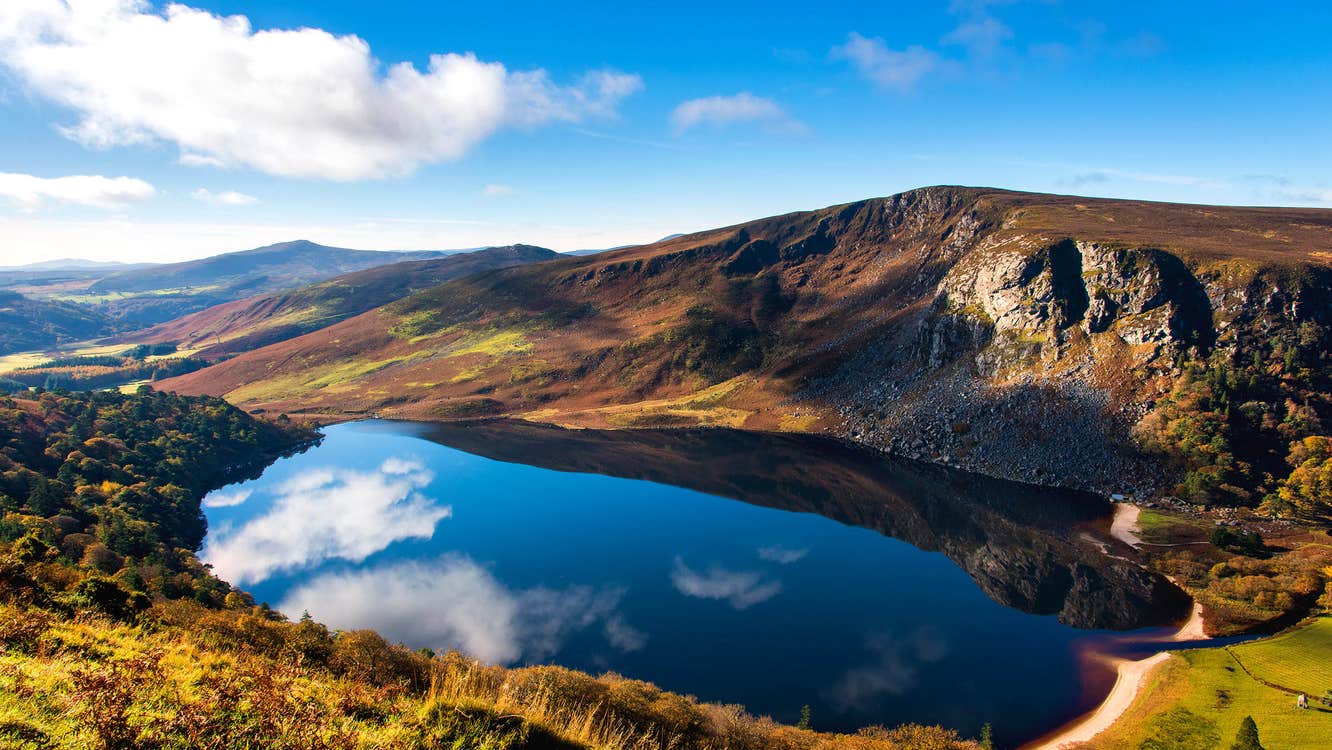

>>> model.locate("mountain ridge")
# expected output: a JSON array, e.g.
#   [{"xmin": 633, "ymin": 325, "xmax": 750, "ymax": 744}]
[
  {"xmin": 122, "ymin": 244, "xmax": 560, "ymax": 358},
  {"xmin": 156, "ymin": 186, "xmax": 1332, "ymax": 501}
]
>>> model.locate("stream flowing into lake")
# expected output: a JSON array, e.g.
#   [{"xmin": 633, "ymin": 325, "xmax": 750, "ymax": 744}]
[{"xmin": 201, "ymin": 419, "xmax": 1201, "ymax": 746}]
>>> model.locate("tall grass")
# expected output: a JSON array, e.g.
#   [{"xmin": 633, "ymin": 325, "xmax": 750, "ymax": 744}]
[{"xmin": 0, "ymin": 602, "xmax": 982, "ymax": 750}]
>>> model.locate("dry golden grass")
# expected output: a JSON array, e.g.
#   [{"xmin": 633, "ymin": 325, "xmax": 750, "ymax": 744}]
[{"xmin": 0, "ymin": 602, "xmax": 982, "ymax": 750}]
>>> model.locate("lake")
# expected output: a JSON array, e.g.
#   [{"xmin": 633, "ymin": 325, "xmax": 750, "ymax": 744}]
[{"xmin": 200, "ymin": 419, "xmax": 1195, "ymax": 746}]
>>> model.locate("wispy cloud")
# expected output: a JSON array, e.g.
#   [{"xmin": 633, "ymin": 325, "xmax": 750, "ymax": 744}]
[
  {"xmin": 0, "ymin": 2, "xmax": 642, "ymax": 180},
  {"xmin": 482, "ymin": 184, "xmax": 516, "ymax": 198},
  {"xmin": 191, "ymin": 188, "xmax": 259, "ymax": 206},
  {"xmin": 670, "ymin": 556, "xmax": 781, "ymax": 609},
  {"xmin": 670, "ymin": 93, "xmax": 805, "ymax": 135},
  {"xmin": 1056, "ymin": 167, "xmax": 1227, "ymax": 190},
  {"xmin": 942, "ymin": 16, "xmax": 1013, "ymax": 58},
  {"xmin": 0, "ymin": 172, "xmax": 155, "ymax": 212},
  {"xmin": 202, "ymin": 457, "xmax": 451, "ymax": 585},
  {"xmin": 1241, "ymin": 175, "xmax": 1332, "ymax": 204},
  {"xmin": 280, "ymin": 554, "xmax": 642, "ymax": 664},
  {"xmin": 831, "ymin": 33, "xmax": 939, "ymax": 90}
]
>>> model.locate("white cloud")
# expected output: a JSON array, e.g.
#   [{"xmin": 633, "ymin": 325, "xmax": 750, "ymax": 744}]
[
  {"xmin": 201, "ymin": 457, "xmax": 451, "ymax": 585},
  {"xmin": 191, "ymin": 188, "xmax": 258, "ymax": 206},
  {"xmin": 482, "ymin": 184, "xmax": 516, "ymax": 198},
  {"xmin": 0, "ymin": 172, "xmax": 155, "ymax": 211},
  {"xmin": 279, "ymin": 555, "xmax": 641, "ymax": 664},
  {"xmin": 670, "ymin": 93, "xmax": 803, "ymax": 135},
  {"xmin": 756, "ymin": 545, "xmax": 808, "ymax": 564},
  {"xmin": 201, "ymin": 487, "xmax": 252, "ymax": 508},
  {"xmin": 0, "ymin": 0, "xmax": 642, "ymax": 180},
  {"xmin": 831, "ymin": 33, "xmax": 939, "ymax": 90},
  {"xmin": 670, "ymin": 556, "xmax": 781, "ymax": 610}
]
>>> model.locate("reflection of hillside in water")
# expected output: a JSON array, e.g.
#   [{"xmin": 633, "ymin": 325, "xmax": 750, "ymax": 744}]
[{"xmin": 419, "ymin": 420, "xmax": 1192, "ymax": 631}]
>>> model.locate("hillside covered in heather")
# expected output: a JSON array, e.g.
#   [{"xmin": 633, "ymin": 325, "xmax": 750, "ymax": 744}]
[{"xmin": 158, "ymin": 187, "xmax": 1332, "ymax": 512}]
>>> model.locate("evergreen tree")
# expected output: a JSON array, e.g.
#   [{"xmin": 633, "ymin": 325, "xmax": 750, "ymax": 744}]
[
  {"xmin": 1231, "ymin": 716, "xmax": 1264, "ymax": 750},
  {"xmin": 979, "ymin": 723, "xmax": 994, "ymax": 750}
]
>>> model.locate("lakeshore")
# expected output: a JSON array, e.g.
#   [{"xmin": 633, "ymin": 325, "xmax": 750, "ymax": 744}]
[{"xmin": 1024, "ymin": 504, "xmax": 1210, "ymax": 750}]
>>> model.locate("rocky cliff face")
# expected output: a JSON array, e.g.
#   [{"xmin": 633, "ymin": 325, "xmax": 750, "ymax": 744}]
[{"xmin": 821, "ymin": 230, "xmax": 1330, "ymax": 497}]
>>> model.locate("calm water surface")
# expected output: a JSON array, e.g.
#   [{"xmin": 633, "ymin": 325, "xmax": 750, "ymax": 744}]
[{"xmin": 201, "ymin": 420, "xmax": 1188, "ymax": 746}]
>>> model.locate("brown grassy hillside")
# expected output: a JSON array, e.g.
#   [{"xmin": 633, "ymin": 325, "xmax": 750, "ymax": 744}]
[{"xmin": 158, "ymin": 187, "xmax": 1332, "ymax": 498}]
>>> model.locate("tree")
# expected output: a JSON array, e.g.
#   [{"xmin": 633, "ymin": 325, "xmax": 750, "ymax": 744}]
[
  {"xmin": 1231, "ymin": 716, "xmax": 1264, "ymax": 750},
  {"xmin": 1276, "ymin": 436, "xmax": 1332, "ymax": 519},
  {"xmin": 979, "ymin": 723, "xmax": 994, "ymax": 750},
  {"xmin": 797, "ymin": 705, "xmax": 811, "ymax": 731}
]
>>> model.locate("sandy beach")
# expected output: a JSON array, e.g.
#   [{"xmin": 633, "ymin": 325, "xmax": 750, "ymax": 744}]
[
  {"xmin": 1023, "ymin": 651, "xmax": 1173, "ymax": 750},
  {"xmin": 1022, "ymin": 503, "xmax": 1206, "ymax": 749}
]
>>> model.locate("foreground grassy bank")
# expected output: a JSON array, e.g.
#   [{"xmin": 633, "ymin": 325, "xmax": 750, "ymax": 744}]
[
  {"xmin": 0, "ymin": 601, "xmax": 980, "ymax": 750},
  {"xmin": 0, "ymin": 389, "xmax": 981, "ymax": 749},
  {"xmin": 1081, "ymin": 618, "xmax": 1332, "ymax": 750}
]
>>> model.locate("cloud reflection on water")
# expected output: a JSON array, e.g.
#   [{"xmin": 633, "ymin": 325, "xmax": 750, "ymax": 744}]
[
  {"xmin": 202, "ymin": 488, "xmax": 252, "ymax": 508},
  {"xmin": 202, "ymin": 457, "xmax": 451, "ymax": 585},
  {"xmin": 756, "ymin": 544, "xmax": 808, "ymax": 564},
  {"xmin": 670, "ymin": 556, "xmax": 782, "ymax": 610},
  {"xmin": 826, "ymin": 627, "xmax": 950, "ymax": 711},
  {"xmin": 279, "ymin": 554, "xmax": 644, "ymax": 664}
]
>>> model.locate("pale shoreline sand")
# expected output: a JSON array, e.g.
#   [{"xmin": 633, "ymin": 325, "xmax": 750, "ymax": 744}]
[
  {"xmin": 1022, "ymin": 503, "xmax": 1205, "ymax": 749},
  {"xmin": 1023, "ymin": 651, "xmax": 1173, "ymax": 750}
]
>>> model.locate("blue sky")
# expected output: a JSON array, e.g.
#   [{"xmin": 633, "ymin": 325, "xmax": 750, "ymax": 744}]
[{"xmin": 1, "ymin": 0, "xmax": 1329, "ymax": 263}]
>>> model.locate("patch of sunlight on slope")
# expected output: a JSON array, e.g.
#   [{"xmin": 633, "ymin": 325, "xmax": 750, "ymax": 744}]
[{"xmin": 225, "ymin": 352, "xmax": 429, "ymax": 403}]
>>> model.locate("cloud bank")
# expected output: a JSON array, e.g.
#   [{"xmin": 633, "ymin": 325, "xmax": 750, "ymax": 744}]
[
  {"xmin": 202, "ymin": 457, "xmax": 451, "ymax": 585},
  {"xmin": 0, "ymin": 0, "xmax": 642, "ymax": 180}
]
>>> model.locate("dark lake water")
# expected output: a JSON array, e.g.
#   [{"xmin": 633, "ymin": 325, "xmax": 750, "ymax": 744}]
[{"xmin": 201, "ymin": 419, "xmax": 1194, "ymax": 746}]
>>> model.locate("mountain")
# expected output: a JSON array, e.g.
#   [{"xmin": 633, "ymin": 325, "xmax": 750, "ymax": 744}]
[
  {"xmin": 157, "ymin": 186, "xmax": 1332, "ymax": 501},
  {"xmin": 565, "ymin": 234, "xmax": 686, "ymax": 256},
  {"xmin": 88, "ymin": 239, "xmax": 450, "ymax": 294},
  {"xmin": 0, "ymin": 258, "xmax": 156, "ymax": 271},
  {"xmin": 0, "ymin": 289, "xmax": 113, "ymax": 355},
  {"xmin": 71, "ymin": 240, "xmax": 455, "ymax": 328},
  {"xmin": 123, "ymin": 244, "xmax": 560, "ymax": 358}
]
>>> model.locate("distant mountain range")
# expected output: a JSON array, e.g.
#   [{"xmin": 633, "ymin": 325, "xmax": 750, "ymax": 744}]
[
  {"xmin": 0, "ymin": 258, "xmax": 156, "ymax": 272},
  {"xmin": 0, "ymin": 239, "xmax": 515, "ymax": 353},
  {"xmin": 124, "ymin": 244, "xmax": 559, "ymax": 357}
]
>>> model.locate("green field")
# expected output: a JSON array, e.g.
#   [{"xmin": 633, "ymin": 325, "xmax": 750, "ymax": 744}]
[
  {"xmin": 1088, "ymin": 618, "xmax": 1332, "ymax": 750},
  {"xmin": 1230, "ymin": 617, "xmax": 1332, "ymax": 699}
]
